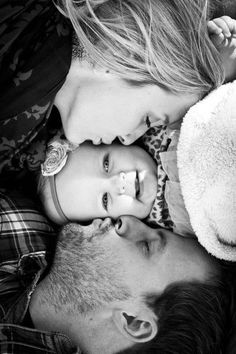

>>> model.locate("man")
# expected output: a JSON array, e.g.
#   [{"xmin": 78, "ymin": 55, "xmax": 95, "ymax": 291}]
[{"xmin": 0, "ymin": 190, "xmax": 231, "ymax": 353}]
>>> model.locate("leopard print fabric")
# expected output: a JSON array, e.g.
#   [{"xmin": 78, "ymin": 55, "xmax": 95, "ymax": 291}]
[{"xmin": 140, "ymin": 126, "xmax": 174, "ymax": 229}]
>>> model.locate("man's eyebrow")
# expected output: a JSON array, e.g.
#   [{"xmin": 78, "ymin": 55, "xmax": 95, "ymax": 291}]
[{"xmin": 217, "ymin": 234, "xmax": 236, "ymax": 247}]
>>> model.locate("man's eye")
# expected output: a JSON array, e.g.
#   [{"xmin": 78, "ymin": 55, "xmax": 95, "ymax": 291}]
[
  {"xmin": 145, "ymin": 116, "xmax": 151, "ymax": 128},
  {"xmin": 140, "ymin": 241, "xmax": 150, "ymax": 254},
  {"xmin": 102, "ymin": 193, "xmax": 108, "ymax": 211},
  {"xmin": 103, "ymin": 154, "xmax": 109, "ymax": 172}
]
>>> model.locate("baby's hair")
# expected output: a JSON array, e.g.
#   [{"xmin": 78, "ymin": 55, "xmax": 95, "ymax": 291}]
[{"xmin": 57, "ymin": 0, "xmax": 224, "ymax": 95}]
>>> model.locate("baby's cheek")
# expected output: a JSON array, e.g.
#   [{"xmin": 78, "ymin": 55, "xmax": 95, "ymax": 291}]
[{"xmin": 112, "ymin": 196, "xmax": 138, "ymax": 219}]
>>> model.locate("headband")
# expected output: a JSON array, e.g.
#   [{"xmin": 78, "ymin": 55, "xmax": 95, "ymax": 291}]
[
  {"xmin": 49, "ymin": 175, "xmax": 69, "ymax": 223},
  {"xmin": 41, "ymin": 136, "xmax": 78, "ymax": 223},
  {"xmin": 41, "ymin": 137, "xmax": 78, "ymax": 177}
]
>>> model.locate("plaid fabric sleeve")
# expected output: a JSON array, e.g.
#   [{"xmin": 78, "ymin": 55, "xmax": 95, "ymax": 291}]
[
  {"xmin": 0, "ymin": 189, "xmax": 56, "ymax": 264},
  {"xmin": 0, "ymin": 190, "xmax": 78, "ymax": 354},
  {"xmin": 0, "ymin": 189, "xmax": 56, "ymax": 320}
]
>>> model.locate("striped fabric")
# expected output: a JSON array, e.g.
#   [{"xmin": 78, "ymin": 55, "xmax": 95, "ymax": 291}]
[{"xmin": 0, "ymin": 191, "xmax": 55, "ymax": 263}]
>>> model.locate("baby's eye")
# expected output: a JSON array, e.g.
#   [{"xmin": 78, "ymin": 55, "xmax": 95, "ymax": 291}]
[
  {"xmin": 145, "ymin": 116, "xmax": 151, "ymax": 128},
  {"xmin": 103, "ymin": 154, "xmax": 109, "ymax": 173},
  {"xmin": 102, "ymin": 192, "xmax": 109, "ymax": 211}
]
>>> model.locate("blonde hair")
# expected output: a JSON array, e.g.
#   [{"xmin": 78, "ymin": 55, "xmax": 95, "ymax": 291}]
[{"xmin": 56, "ymin": 0, "xmax": 224, "ymax": 95}]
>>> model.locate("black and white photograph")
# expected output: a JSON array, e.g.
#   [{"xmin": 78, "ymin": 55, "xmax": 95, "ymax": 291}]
[{"xmin": 0, "ymin": 1, "xmax": 236, "ymax": 353}]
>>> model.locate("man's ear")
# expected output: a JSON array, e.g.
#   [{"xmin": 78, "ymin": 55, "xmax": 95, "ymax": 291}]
[{"xmin": 112, "ymin": 307, "xmax": 158, "ymax": 343}]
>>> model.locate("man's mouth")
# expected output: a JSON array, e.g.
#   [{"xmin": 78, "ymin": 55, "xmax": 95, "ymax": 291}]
[{"xmin": 88, "ymin": 218, "xmax": 115, "ymax": 241}]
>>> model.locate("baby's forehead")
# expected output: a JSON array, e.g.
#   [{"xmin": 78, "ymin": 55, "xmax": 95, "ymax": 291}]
[
  {"xmin": 84, "ymin": 141, "xmax": 120, "ymax": 149},
  {"xmin": 71, "ymin": 141, "xmax": 147, "ymax": 166},
  {"xmin": 80, "ymin": 141, "xmax": 131, "ymax": 154}
]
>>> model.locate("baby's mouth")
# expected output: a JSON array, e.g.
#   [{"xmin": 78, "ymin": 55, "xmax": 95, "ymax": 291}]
[{"xmin": 135, "ymin": 171, "xmax": 140, "ymax": 198}]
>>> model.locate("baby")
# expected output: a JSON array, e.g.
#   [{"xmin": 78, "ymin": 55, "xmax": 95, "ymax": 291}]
[{"xmin": 38, "ymin": 125, "xmax": 192, "ymax": 236}]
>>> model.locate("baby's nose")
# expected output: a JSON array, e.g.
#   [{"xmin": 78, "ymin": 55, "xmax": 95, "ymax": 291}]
[{"xmin": 115, "ymin": 171, "xmax": 137, "ymax": 198}]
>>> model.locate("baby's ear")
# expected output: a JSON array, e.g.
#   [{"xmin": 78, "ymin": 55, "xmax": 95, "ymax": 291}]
[{"xmin": 112, "ymin": 307, "xmax": 158, "ymax": 343}]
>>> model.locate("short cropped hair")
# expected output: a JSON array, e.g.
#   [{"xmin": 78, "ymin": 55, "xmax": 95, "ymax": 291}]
[
  {"xmin": 58, "ymin": 0, "xmax": 224, "ymax": 95},
  {"xmin": 118, "ymin": 268, "xmax": 233, "ymax": 354}
]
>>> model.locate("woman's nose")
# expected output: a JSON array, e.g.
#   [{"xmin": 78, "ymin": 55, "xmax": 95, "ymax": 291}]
[
  {"xmin": 118, "ymin": 134, "xmax": 137, "ymax": 145},
  {"xmin": 118, "ymin": 125, "xmax": 147, "ymax": 145}
]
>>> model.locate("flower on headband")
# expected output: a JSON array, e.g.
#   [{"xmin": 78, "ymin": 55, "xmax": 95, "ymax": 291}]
[{"xmin": 41, "ymin": 138, "xmax": 78, "ymax": 177}]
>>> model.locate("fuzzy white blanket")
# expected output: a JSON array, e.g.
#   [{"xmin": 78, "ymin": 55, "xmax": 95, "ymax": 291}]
[{"xmin": 177, "ymin": 80, "xmax": 236, "ymax": 261}]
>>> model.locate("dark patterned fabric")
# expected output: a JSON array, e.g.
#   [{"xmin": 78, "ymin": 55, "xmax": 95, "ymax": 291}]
[
  {"xmin": 140, "ymin": 126, "xmax": 174, "ymax": 229},
  {"xmin": 141, "ymin": 126, "xmax": 195, "ymax": 235},
  {"xmin": 0, "ymin": 0, "xmax": 72, "ymax": 181},
  {"xmin": 0, "ymin": 189, "xmax": 78, "ymax": 353}
]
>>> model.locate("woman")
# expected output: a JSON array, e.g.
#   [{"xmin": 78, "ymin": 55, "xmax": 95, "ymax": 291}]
[{"xmin": 0, "ymin": 0, "xmax": 235, "ymax": 182}]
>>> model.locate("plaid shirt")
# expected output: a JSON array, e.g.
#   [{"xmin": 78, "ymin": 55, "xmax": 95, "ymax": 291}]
[{"xmin": 0, "ymin": 190, "xmax": 78, "ymax": 353}]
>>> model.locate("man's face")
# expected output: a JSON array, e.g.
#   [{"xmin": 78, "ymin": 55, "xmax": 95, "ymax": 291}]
[
  {"xmin": 59, "ymin": 216, "xmax": 218, "ymax": 312},
  {"xmin": 56, "ymin": 142, "xmax": 157, "ymax": 221}
]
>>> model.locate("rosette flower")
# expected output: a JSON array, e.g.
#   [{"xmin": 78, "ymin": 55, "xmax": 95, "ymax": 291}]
[{"xmin": 41, "ymin": 139, "xmax": 76, "ymax": 177}]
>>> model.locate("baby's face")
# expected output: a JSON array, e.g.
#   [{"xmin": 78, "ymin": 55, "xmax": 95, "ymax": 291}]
[{"xmin": 54, "ymin": 142, "xmax": 157, "ymax": 221}]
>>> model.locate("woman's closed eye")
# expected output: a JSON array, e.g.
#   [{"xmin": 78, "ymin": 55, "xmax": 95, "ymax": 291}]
[{"xmin": 145, "ymin": 115, "xmax": 151, "ymax": 128}]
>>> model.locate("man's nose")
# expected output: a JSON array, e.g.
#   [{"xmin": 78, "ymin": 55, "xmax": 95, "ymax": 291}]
[
  {"xmin": 115, "ymin": 215, "xmax": 159, "ymax": 242},
  {"xmin": 110, "ymin": 171, "xmax": 136, "ymax": 197}
]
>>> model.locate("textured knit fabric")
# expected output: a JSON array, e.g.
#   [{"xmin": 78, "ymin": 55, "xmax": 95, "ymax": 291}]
[
  {"xmin": 0, "ymin": 0, "xmax": 72, "ymax": 180},
  {"xmin": 178, "ymin": 79, "xmax": 236, "ymax": 261},
  {"xmin": 0, "ymin": 189, "xmax": 78, "ymax": 353}
]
